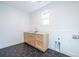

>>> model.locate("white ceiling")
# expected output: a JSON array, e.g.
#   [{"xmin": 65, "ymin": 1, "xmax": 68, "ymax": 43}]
[{"xmin": 1, "ymin": 1, "xmax": 51, "ymax": 13}]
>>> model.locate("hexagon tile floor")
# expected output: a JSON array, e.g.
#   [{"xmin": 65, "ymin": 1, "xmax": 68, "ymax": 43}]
[{"xmin": 0, "ymin": 43, "xmax": 69, "ymax": 57}]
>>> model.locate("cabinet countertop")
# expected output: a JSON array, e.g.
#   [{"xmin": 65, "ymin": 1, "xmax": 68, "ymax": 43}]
[{"xmin": 24, "ymin": 32, "xmax": 48, "ymax": 35}]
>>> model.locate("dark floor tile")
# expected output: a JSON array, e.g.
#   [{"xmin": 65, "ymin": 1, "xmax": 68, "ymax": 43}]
[{"xmin": 0, "ymin": 43, "xmax": 69, "ymax": 57}]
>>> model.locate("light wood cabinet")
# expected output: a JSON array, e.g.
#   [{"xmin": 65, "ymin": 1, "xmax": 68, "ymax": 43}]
[{"xmin": 24, "ymin": 32, "xmax": 48, "ymax": 52}]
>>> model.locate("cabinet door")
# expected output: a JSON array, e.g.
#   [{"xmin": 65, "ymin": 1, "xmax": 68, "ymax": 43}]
[
  {"xmin": 35, "ymin": 35, "xmax": 43, "ymax": 50},
  {"xmin": 35, "ymin": 39, "xmax": 43, "ymax": 50},
  {"xmin": 26, "ymin": 35, "xmax": 35, "ymax": 46}
]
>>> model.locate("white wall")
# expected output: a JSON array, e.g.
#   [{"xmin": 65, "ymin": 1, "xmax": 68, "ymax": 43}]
[
  {"xmin": 30, "ymin": 2, "xmax": 79, "ymax": 56},
  {"xmin": 0, "ymin": 4, "xmax": 31, "ymax": 49}
]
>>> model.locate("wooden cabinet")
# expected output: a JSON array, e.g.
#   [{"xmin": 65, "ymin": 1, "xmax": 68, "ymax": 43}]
[{"xmin": 24, "ymin": 32, "xmax": 48, "ymax": 52}]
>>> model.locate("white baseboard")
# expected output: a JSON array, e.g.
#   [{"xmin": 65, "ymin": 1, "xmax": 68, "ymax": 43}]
[
  {"xmin": 0, "ymin": 42, "xmax": 24, "ymax": 49},
  {"xmin": 60, "ymin": 50, "xmax": 79, "ymax": 57},
  {"xmin": 49, "ymin": 47, "xmax": 79, "ymax": 57}
]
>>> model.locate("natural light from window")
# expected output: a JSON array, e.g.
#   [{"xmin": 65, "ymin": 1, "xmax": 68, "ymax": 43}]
[{"xmin": 41, "ymin": 10, "xmax": 50, "ymax": 25}]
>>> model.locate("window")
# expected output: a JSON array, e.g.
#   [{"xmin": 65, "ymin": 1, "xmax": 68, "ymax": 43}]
[{"xmin": 41, "ymin": 10, "xmax": 50, "ymax": 25}]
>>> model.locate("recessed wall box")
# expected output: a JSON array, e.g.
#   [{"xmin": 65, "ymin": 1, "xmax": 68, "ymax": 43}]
[{"xmin": 72, "ymin": 35, "xmax": 79, "ymax": 39}]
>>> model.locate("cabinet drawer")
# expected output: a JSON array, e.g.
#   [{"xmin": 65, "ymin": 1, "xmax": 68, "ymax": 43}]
[
  {"xmin": 24, "ymin": 33, "xmax": 34, "ymax": 36},
  {"xmin": 35, "ymin": 34, "xmax": 43, "ymax": 41}
]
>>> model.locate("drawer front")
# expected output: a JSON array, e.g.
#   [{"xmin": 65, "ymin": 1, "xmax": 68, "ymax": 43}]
[
  {"xmin": 24, "ymin": 32, "xmax": 35, "ymax": 40},
  {"xmin": 24, "ymin": 33, "xmax": 34, "ymax": 37},
  {"xmin": 35, "ymin": 34, "xmax": 43, "ymax": 41}
]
